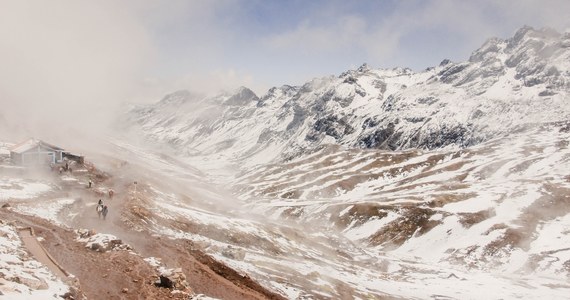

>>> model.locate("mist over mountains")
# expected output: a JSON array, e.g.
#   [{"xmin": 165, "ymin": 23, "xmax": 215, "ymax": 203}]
[
  {"xmin": 2, "ymin": 25, "xmax": 570, "ymax": 300},
  {"xmin": 125, "ymin": 26, "xmax": 570, "ymax": 170},
  {"xmin": 113, "ymin": 26, "xmax": 570, "ymax": 299}
]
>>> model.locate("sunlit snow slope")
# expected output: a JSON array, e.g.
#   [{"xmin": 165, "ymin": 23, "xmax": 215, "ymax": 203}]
[
  {"xmin": 113, "ymin": 122, "xmax": 570, "ymax": 299},
  {"xmin": 236, "ymin": 122, "xmax": 570, "ymax": 278},
  {"xmin": 126, "ymin": 26, "xmax": 570, "ymax": 169},
  {"xmin": 117, "ymin": 26, "xmax": 570, "ymax": 299}
]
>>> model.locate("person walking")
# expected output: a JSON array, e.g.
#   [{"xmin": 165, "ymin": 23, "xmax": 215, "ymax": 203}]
[
  {"xmin": 102, "ymin": 205, "xmax": 108, "ymax": 220},
  {"xmin": 96, "ymin": 201, "xmax": 103, "ymax": 218}
]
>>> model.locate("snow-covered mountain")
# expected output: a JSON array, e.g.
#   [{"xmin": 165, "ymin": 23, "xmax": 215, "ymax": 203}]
[
  {"xmin": 113, "ymin": 121, "xmax": 570, "ymax": 299},
  {"xmin": 126, "ymin": 26, "xmax": 570, "ymax": 170},
  {"xmin": 3, "ymin": 119, "xmax": 570, "ymax": 299},
  {"xmin": 113, "ymin": 26, "xmax": 570, "ymax": 299}
]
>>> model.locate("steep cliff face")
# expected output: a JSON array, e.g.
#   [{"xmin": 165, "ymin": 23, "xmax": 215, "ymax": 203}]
[{"xmin": 126, "ymin": 26, "xmax": 570, "ymax": 168}]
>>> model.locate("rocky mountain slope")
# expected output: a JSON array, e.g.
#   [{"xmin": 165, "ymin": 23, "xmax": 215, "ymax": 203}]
[
  {"xmin": 112, "ymin": 121, "xmax": 570, "ymax": 299},
  {"xmin": 126, "ymin": 26, "xmax": 570, "ymax": 170},
  {"xmin": 113, "ymin": 26, "xmax": 570, "ymax": 299},
  {"xmin": 235, "ymin": 121, "xmax": 570, "ymax": 281},
  {"xmin": 2, "ymin": 121, "xmax": 570, "ymax": 299}
]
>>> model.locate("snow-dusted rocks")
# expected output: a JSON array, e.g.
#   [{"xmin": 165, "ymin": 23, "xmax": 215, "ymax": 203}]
[
  {"xmin": 76, "ymin": 230, "xmax": 132, "ymax": 252},
  {"xmin": 0, "ymin": 220, "xmax": 71, "ymax": 299},
  {"xmin": 144, "ymin": 257, "xmax": 193, "ymax": 296}
]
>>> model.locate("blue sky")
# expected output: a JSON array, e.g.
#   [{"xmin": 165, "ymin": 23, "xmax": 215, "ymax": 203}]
[
  {"xmin": 1, "ymin": 0, "xmax": 570, "ymax": 111},
  {"xmin": 133, "ymin": 0, "xmax": 570, "ymax": 98}
]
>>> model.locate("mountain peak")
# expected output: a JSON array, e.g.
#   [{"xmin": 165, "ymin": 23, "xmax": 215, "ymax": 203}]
[
  {"xmin": 514, "ymin": 25, "xmax": 535, "ymax": 38},
  {"xmin": 439, "ymin": 59, "xmax": 452, "ymax": 67},
  {"xmin": 508, "ymin": 26, "xmax": 561, "ymax": 49},
  {"xmin": 159, "ymin": 90, "xmax": 194, "ymax": 105},
  {"xmin": 130, "ymin": 25, "xmax": 570, "ymax": 165},
  {"xmin": 224, "ymin": 86, "xmax": 259, "ymax": 106},
  {"xmin": 357, "ymin": 63, "xmax": 370, "ymax": 73}
]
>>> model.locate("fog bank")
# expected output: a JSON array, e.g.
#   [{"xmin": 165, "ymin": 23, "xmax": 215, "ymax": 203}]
[{"xmin": 0, "ymin": 1, "xmax": 151, "ymax": 142}]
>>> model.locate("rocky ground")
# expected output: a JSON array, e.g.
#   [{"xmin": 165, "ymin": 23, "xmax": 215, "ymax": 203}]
[{"xmin": 0, "ymin": 158, "xmax": 284, "ymax": 300}]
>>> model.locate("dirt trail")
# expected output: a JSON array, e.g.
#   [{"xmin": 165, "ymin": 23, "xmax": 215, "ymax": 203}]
[
  {"xmin": 64, "ymin": 187, "xmax": 283, "ymax": 300},
  {"xmin": 1, "ymin": 160, "xmax": 285, "ymax": 299},
  {"xmin": 18, "ymin": 227, "xmax": 68, "ymax": 279}
]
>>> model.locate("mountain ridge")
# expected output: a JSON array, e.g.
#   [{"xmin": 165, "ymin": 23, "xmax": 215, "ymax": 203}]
[{"xmin": 125, "ymin": 25, "xmax": 570, "ymax": 172}]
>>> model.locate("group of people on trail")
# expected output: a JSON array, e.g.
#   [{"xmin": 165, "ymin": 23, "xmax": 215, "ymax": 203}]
[
  {"xmin": 59, "ymin": 162, "xmax": 72, "ymax": 174},
  {"xmin": 87, "ymin": 179, "xmax": 114, "ymax": 200},
  {"xmin": 51, "ymin": 161, "xmax": 73, "ymax": 174},
  {"xmin": 96, "ymin": 199, "xmax": 109, "ymax": 220}
]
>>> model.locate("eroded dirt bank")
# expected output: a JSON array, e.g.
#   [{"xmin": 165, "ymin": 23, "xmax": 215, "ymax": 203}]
[
  {"xmin": 0, "ymin": 209, "xmax": 284, "ymax": 300},
  {"xmin": 0, "ymin": 155, "xmax": 285, "ymax": 300}
]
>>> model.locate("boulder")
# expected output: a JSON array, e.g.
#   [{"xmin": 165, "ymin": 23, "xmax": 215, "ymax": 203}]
[
  {"xmin": 76, "ymin": 229, "xmax": 95, "ymax": 239},
  {"xmin": 90, "ymin": 243, "xmax": 103, "ymax": 252},
  {"xmin": 222, "ymin": 245, "xmax": 246, "ymax": 260},
  {"xmin": 156, "ymin": 268, "xmax": 191, "ymax": 292},
  {"xmin": 17, "ymin": 276, "xmax": 48, "ymax": 290}
]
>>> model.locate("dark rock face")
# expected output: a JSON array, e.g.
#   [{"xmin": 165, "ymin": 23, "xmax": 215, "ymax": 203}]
[
  {"xmin": 358, "ymin": 123, "xmax": 397, "ymax": 149},
  {"xmin": 439, "ymin": 59, "xmax": 452, "ymax": 66},
  {"xmin": 416, "ymin": 97, "xmax": 439, "ymax": 105},
  {"xmin": 438, "ymin": 63, "xmax": 470, "ymax": 84},
  {"xmin": 404, "ymin": 117, "xmax": 426, "ymax": 123},
  {"xmin": 286, "ymin": 105, "xmax": 306, "ymax": 132},
  {"xmin": 381, "ymin": 95, "xmax": 397, "ymax": 111},
  {"xmin": 311, "ymin": 115, "xmax": 355, "ymax": 140},
  {"xmin": 362, "ymin": 117, "xmax": 380, "ymax": 129},
  {"xmin": 357, "ymin": 122, "xmax": 478, "ymax": 151},
  {"xmin": 343, "ymin": 76, "xmax": 357, "ymax": 84},
  {"xmin": 419, "ymin": 124, "xmax": 475, "ymax": 149}
]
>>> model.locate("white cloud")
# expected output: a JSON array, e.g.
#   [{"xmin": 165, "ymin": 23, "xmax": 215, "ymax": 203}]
[
  {"xmin": 266, "ymin": 15, "xmax": 367, "ymax": 54},
  {"xmin": 135, "ymin": 68, "xmax": 260, "ymax": 102},
  {"xmin": 1, "ymin": 0, "xmax": 569, "ymax": 141},
  {"xmin": 262, "ymin": 0, "xmax": 570, "ymax": 70}
]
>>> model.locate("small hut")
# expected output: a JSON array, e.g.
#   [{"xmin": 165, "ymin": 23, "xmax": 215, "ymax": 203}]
[{"xmin": 10, "ymin": 138, "xmax": 65, "ymax": 166}]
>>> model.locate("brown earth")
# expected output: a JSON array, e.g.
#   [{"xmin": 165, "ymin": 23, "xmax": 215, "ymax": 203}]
[
  {"xmin": 0, "ymin": 209, "xmax": 285, "ymax": 300},
  {"xmin": 0, "ymin": 160, "xmax": 286, "ymax": 300}
]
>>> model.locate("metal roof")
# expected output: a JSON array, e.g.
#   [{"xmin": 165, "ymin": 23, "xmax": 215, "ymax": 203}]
[{"xmin": 9, "ymin": 138, "xmax": 64, "ymax": 154}]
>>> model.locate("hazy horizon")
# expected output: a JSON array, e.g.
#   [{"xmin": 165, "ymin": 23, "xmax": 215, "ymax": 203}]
[{"xmin": 1, "ymin": 0, "xmax": 569, "ymax": 141}]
